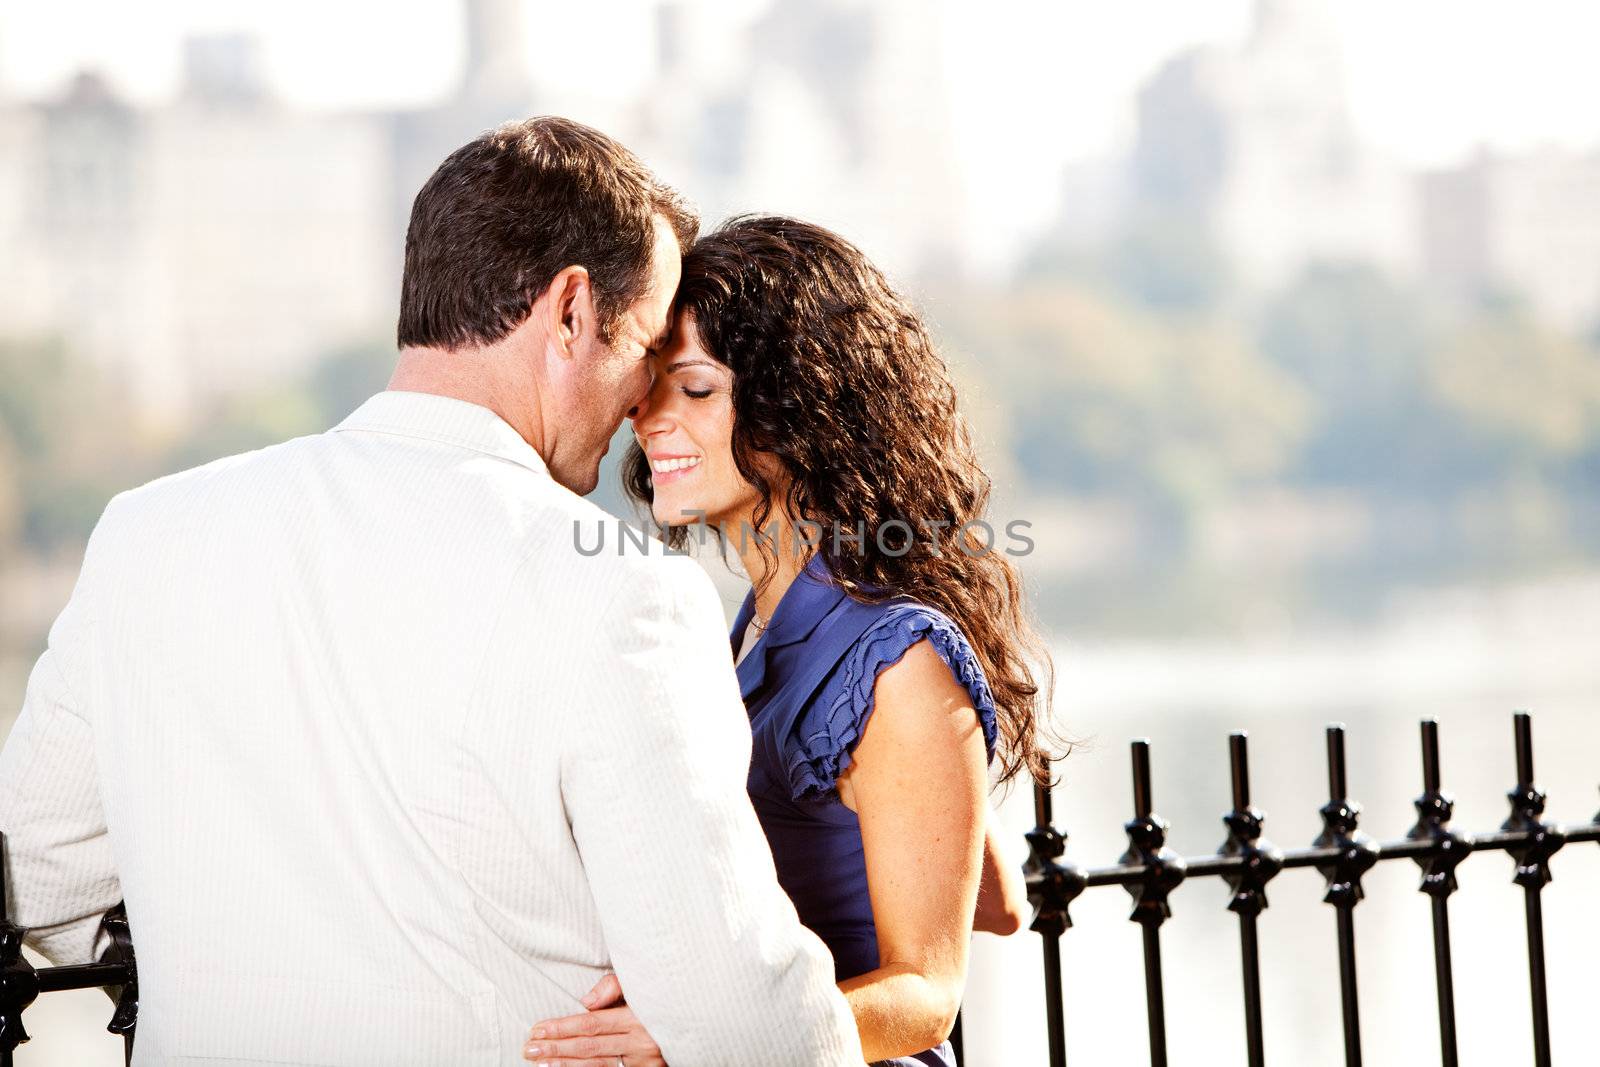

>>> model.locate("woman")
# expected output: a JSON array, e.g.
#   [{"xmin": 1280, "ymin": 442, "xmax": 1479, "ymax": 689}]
[{"xmin": 525, "ymin": 217, "xmax": 1058, "ymax": 1066}]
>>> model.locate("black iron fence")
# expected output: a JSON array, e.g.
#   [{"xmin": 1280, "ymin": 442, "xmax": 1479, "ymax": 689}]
[
  {"xmin": 1022, "ymin": 711, "xmax": 1600, "ymax": 1067},
  {"xmin": 2, "ymin": 710, "xmax": 1596, "ymax": 1066},
  {"xmin": 0, "ymin": 891, "xmax": 134, "ymax": 1066}
]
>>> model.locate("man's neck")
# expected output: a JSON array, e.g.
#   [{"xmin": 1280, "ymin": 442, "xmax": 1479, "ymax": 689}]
[{"xmin": 388, "ymin": 344, "xmax": 546, "ymax": 457}]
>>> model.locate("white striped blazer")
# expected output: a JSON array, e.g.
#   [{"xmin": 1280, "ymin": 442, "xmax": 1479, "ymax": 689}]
[{"xmin": 0, "ymin": 390, "xmax": 862, "ymax": 1066}]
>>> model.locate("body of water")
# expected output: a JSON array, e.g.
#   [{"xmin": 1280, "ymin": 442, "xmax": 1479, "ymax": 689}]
[{"xmin": 966, "ymin": 573, "xmax": 1600, "ymax": 1066}]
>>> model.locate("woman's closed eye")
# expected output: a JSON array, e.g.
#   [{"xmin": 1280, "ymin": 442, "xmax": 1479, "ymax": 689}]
[{"xmin": 682, "ymin": 386, "xmax": 715, "ymax": 399}]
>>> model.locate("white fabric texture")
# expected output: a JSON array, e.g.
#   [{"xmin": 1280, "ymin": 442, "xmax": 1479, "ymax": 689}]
[{"xmin": 0, "ymin": 391, "xmax": 863, "ymax": 1066}]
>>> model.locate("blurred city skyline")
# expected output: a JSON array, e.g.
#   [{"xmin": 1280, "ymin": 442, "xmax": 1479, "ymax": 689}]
[
  {"xmin": 7, "ymin": 1, "xmax": 1600, "ymax": 161},
  {"xmin": 1, "ymin": 0, "xmax": 1598, "ymax": 644},
  {"xmin": 5, "ymin": 0, "xmax": 1600, "ymax": 411},
  {"xmin": 4, "ymin": 0, "xmax": 1600, "ymax": 277}
]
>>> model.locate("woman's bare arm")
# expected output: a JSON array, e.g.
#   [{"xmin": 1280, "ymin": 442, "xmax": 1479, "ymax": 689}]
[
  {"xmin": 528, "ymin": 640, "xmax": 994, "ymax": 1065},
  {"xmin": 835, "ymin": 640, "xmax": 988, "ymax": 1062}
]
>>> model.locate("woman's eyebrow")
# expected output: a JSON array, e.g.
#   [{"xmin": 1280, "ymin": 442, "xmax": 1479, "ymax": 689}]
[{"xmin": 666, "ymin": 358, "xmax": 720, "ymax": 373}]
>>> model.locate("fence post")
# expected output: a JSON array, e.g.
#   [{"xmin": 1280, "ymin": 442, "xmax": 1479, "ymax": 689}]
[
  {"xmin": 1219, "ymin": 731, "xmax": 1282, "ymax": 1067},
  {"xmin": 1312, "ymin": 724, "xmax": 1378, "ymax": 1067},
  {"xmin": 0, "ymin": 830, "xmax": 39, "ymax": 1066},
  {"xmin": 1405, "ymin": 718, "xmax": 1471, "ymax": 1067},
  {"xmin": 1121, "ymin": 739, "xmax": 1186, "ymax": 1067},
  {"xmin": 1025, "ymin": 781, "xmax": 1086, "ymax": 1067},
  {"xmin": 1502, "ymin": 711, "xmax": 1565, "ymax": 1067}
]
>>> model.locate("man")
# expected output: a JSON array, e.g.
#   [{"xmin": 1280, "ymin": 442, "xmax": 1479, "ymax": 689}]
[{"xmin": 0, "ymin": 117, "xmax": 863, "ymax": 1065}]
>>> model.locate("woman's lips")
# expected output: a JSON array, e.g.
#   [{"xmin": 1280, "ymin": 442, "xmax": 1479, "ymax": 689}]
[
  {"xmin": 650, "ymin": 463, "xmax": 700, "ymax": 486},
  {"xmin": 649, "ymin": 455, "xmax": 702, "ymax": 486}
]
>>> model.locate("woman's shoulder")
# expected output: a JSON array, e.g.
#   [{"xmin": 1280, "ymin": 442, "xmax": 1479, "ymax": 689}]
[
  {"xmin": 815, "ymin": 589, "xmax": 963, "ymax": 648},
  {"xmin": 835, "ymin": 599, "xmax": 999, "ymax": 745},
  {"xmin": 776, "ymin": 596, "xmax": 999, "ymax": 803}
]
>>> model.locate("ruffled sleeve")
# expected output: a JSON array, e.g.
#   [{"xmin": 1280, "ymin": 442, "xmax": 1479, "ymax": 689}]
[{"xmin": 784, "ymin": 603, "xmax": 1000, "ymax": 804}]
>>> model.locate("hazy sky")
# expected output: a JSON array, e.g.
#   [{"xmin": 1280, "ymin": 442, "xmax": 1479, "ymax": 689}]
[{"xmin": 4, "ymin": 0, "xmax": 1598, "ymax": 265}]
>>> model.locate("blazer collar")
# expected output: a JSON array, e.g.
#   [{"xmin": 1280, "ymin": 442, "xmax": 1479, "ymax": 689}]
[
  {"xmin": 332, "ymin": 391, "xmax": 550, "ymax": 480},
  {"xmin": 732, "ymin": 553, "xmax": 846, "ymax": 700}
]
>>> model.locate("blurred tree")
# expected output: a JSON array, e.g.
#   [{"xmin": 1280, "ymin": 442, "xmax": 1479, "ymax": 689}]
[
  {"xmin": 0, "ymin": 336, "xmax": 73, "ymax": 460},
  {"xmin": 0, "ymin": 337, "xmax": 151, "ymax": 552},
  {"xmin": 939, "ymin": 282, "xmax": 1308, "ymax": 552},
  {"xmin": 0, "ymin": 431, "xmax": 21, "ymax": 559},
  {"xmin": 1429, "ymin": 310, "xmax": 1600, "ymax": 474},
  {"xmin": 1021, "ymin": 209, "xmax": 1232, "ymax": 315},
  {"xmin": 1258, "ymin": 262, "xmax": 1443, "ymax": 492},
  {"xmin": 161, "ymin": 336, "xmax": 393, "ymax": 472},
  {"xmin": 160, "ymin": 389, "xmax": 322, "ymax": 473},
  {"xmin": 1103, "ymin": 210, "xmax": 1232, "ymax": 313},
  {"xmin": 306, "ymin": 338, "xmax": 395, "ymax": 424}
]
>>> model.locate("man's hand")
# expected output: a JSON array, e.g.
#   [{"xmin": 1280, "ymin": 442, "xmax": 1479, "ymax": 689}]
[{"xmin": 524, "ymin": 974, "xmax": 666, "ymax": 1067}]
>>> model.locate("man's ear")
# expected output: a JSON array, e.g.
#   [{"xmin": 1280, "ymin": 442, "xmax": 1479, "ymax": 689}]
[{"xmin": 545, "ymin": 264, "xmax": 595, "ymax": 362}]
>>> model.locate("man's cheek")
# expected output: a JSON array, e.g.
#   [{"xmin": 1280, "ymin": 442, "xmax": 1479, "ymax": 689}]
[{"xmin": 630, "ymin": 363, "xmax": 653, "ymax": 407}]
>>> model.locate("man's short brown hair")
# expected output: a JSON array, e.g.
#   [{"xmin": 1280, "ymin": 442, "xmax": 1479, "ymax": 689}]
[{"xmin": 397, "ymin": 116, "xmax": 698, "ymax": 350}]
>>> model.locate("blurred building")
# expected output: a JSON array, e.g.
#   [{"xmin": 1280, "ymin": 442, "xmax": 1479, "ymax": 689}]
[
  {"xmin": 1421, "ymin": 147, "xmax": 1600, "ymax": 335},
  {"xmin": 1126, "ymin": 0, "xmax": 1416, "ymax": 289},
  {"xmin": 638, "ymin": 0, "xmax": 968, "ymax": 280},
  {"xmin": 0, "ymin": 1, "xmax": 534, "ymax": 420},
  {"xmin": 2, "ymin": 38, "xmax": 391, "ymax": 418},
  {"xmin": 6, "ymin": 0, "xmax": 1598, "ymax": 425},
  {"xmin": 147, "ymin": 35, "xmax": 392, "ymax": 404},
  {"xmin": 385, "ymin": 0, "xmax": 539, "ymax": 294},
  {"xmin": 19, "ymin": 72, "xmax": 172, "ymax": 400},
  {"xmin": 0, "ymin": 97, "xmax": 41, "ymax": 337}
]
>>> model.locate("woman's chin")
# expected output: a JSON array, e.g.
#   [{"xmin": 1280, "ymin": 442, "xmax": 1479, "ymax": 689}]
[
  {"xmin": 655, "ymin": 503, "xmax": 703, "ymax": 529},
  {"xmin": 652, "ymin": 502, "xmax": 710, "ymax": 531}
]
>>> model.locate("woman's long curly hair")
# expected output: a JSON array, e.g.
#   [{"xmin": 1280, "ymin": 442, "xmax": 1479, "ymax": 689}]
[{"xmin": 624, "ymin": 215, "xmax": 1061, "ymax": 788}]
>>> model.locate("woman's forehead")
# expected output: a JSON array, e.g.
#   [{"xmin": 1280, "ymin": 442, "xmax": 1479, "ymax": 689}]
[
  {"xmin": 667, "ymin": 308, "xmax": 705, "ymax": 347},
  {"xmin": 655, "ymin": 316, "xmax": 725, "ymax": 369}
]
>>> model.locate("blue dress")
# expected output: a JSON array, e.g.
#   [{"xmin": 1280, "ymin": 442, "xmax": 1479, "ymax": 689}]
[{"xmin": 731, "ymin": 554, "xmax": 999, "ymax": 1067}]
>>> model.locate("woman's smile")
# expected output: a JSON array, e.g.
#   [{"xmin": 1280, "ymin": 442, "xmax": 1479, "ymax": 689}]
[{"xmin": 648, "ymin": 453, "xmax": 703, "ymax": 485}]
